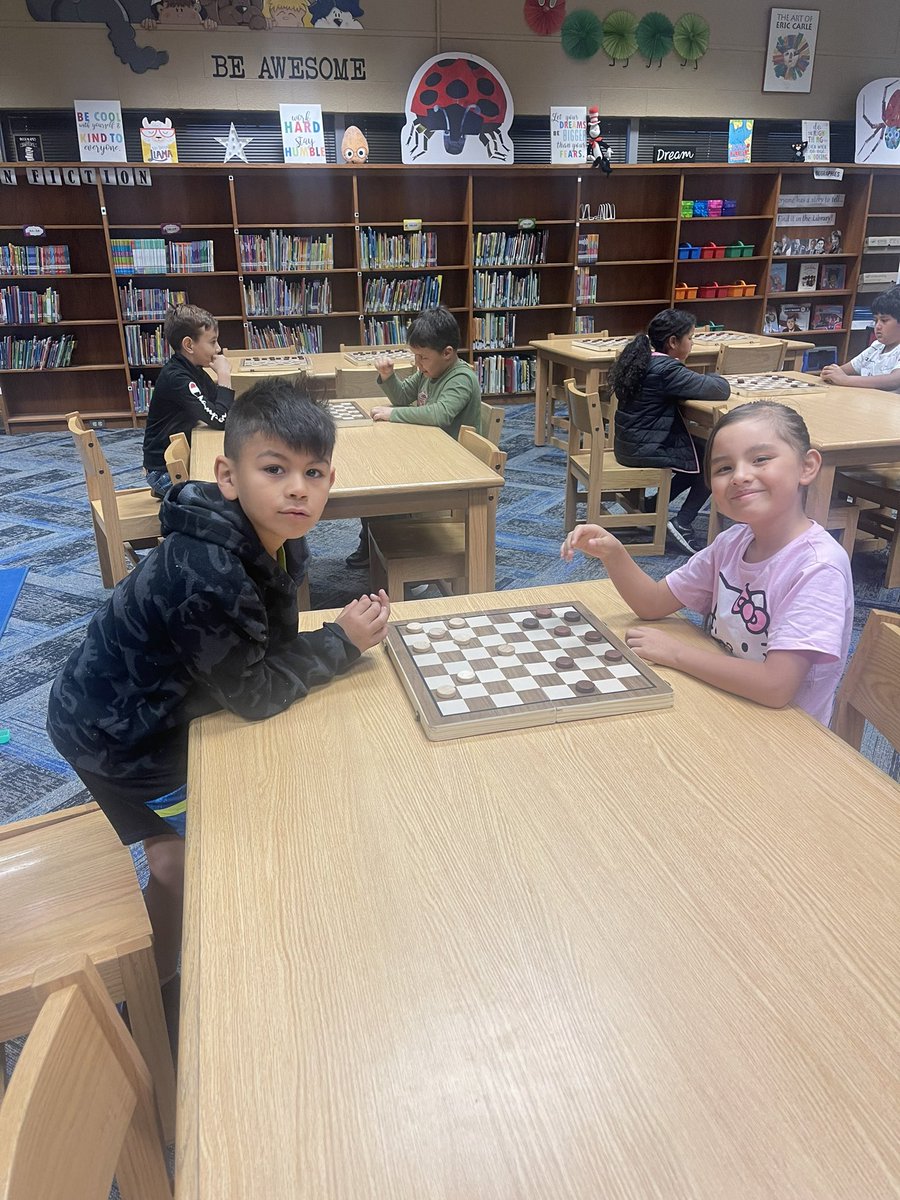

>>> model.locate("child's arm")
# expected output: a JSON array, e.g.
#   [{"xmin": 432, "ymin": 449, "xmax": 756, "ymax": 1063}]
[
  {"xmin": 383, "ymin": 370, "xmax": 476, "ymax": 429},
  {"xmin": 376, "ymin": 363, "xmax": 423, "ymax": 408},
  {"xmin": 659, "ymin": 358, "xmax": 732, "ymax": 402},
  {"xmin": 561, "ymin": 525, "xmax": 682, "ymax": 620},
  {"xmin": 821, "ymin": 362, "xmax": 900, "ymax": 389}
]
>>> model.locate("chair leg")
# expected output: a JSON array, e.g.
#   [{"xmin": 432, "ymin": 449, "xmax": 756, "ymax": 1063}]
[
  {"xmin": 886, "ymin": 519, "xmax": 900, "ymax": 590},
  {"xmin": 837, "ymin": 506, "xmax": 859, "ymax": 555},
  {"xmin": 564, "ymin": 469, "xmax": 578, "ymax": 532},
  {"xmin": 120, "ymin": 947, "xmax": 177, "ymax": 1143},
  {"xmin": 91, "ymin": 511, "xmax": 122, "ymax": 589}
]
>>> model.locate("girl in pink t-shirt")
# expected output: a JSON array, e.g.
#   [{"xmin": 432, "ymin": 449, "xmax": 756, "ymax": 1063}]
[{"xmin": 560, "ymin": 401, "xmax": 854, "ymax": 723}]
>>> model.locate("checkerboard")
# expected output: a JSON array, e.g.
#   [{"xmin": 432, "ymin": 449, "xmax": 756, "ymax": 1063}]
[
  {"xmin": 238, "ymin": 355, "xmax": 309, "ymax": 372},
  {"xmin": 571, "ymin": 337, "xmax": 632, "ymax": 355},
  {"xmin": 327, "ymin": 399, "xmax": 371, "ymax": 425},
  {"xmin": 724, "ymin": 373, "xmax": 825, "ymax": 395},
  {"xmin": 385, "ymin": 601, "xmax": 673, "ymax": 740},
  {"xmin": 693, "ymin": 332, "xmax": 755, "ymax": 344},
  {"xmin": 344, "ymin": 349, "xmax": 414, "ymax": 365}
]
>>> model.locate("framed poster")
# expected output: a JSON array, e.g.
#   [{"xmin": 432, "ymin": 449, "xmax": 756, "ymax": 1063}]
[
  {"xmin": 74, "ymin": 101, "xmax": 127, "ymax": 163},
  {"xmin": 550, "ymin": 107, "xmax": 587, "ymax": 165},
  {"xmin": 802, "ymin": 119, "xmax": 830, "ymax": 162},
  {"xmin": 763, "ymin": 9, "xmax": 819, "ymax": 93}
]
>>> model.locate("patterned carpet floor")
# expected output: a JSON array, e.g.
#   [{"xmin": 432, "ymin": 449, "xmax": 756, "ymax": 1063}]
[{"xmin": 1, "ymin": 401, "xmax": 898, "ymax": 832}]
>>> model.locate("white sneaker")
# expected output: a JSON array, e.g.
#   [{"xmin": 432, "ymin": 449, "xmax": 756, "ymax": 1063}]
[{"xmin": 408, "ymin": 583, "xmax": 430, "ymax": 597}]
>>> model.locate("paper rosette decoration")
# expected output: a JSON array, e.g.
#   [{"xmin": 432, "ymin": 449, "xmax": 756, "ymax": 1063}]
[
  {"xmin": 523, "ymin": 0, "xmax": 567, "ymax": 36},
  {"xmin": 561, "ymin": 9, "xmax": 604, "ymax": 59},
  {"xmin": 673, "ymin": 12, "xmax": 710, "ymax": 69},
  {"xmin": 636, "ymin": 11, "xmax": 674, "ymax": 67},
  {"xmin": 602, "ymin": 10, "xmax": 639, "ymax": 66}
]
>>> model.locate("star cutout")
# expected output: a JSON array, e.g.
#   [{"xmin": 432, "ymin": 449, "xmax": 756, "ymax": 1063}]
[{"xmin": 215, "ymin": 123, "xmax": 252, "ymax": 163}]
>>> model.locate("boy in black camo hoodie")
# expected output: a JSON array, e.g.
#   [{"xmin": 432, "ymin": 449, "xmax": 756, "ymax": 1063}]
[{"xmin": 49, "ymin": 379, "xmax": 390, "ymax": 997}]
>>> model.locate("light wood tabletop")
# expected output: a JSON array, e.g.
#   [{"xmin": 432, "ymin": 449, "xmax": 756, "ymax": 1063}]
[
  {"xmin": 190, "ymin": 416, "xmax": 503, "ymax": 591},
  {"xmin": 530, "ymin": 332, "xmax": 813, "ymax": 449},
  {"xmin": 177, "ymin": 581, "xmax": 900, "ymax": 1200},
  {"xmin": 682, "ymin": 371, "xmax": 900, "ymax": 526}
]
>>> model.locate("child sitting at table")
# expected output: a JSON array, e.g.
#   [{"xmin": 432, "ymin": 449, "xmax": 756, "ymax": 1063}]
[
  {"xmin": 561, "ymin": 400, "xmax": 853, "ymax": 725},
  {"xmin": 346, "ymin": 304, "xmax": 482, "ymax": 567},
  {"xmin": 820, "ymin": 286, "xmax": 900, "ymax": 391},
  {"xmin": 610, "ymin": 308, "xmax": 731, "ymax": 555},
  {"xmin": 48, "ymin": 379, "xmax": 390, "ymax": 1035},
  {"xmin": 142, "ymin": 303, "xmax": 235, "ymax": 499}
]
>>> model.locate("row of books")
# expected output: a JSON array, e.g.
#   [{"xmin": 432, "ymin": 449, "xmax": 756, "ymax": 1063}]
[
  {"xmin": 364, "ymin": 316, "xmax": 412, "ymax": 344},
  {"xmin": 359, "ymin": 229, "xmax": 437, "ymax": 270},
  {"xmin": 474, "ymin": 354, "xmax": 536, "ymax": 395},
  {"xmin": 131, "ymin": 374, "xmax": 152, "ymax": 415},
  {"xmin": 0, "ymin": 244, "xmax": 71, "ymax": 276},
  {"xmin": 768, "ymin": 261, "xmax": 846, "ymax": 293},
  {"xmin": 577, "ymin": 234, "xmax": 600, "ymax": 265},
  {"xmin": 248, "ymin": 322, "xmax": 323, "ymax": 352},
  {"xmin": 0, "ymin": 333, "xmax": 76, "ymax": 369},
  {"xmin": 473, "ymin": 270, "xmax": 540, "ymax": 309},
  {"xmin": 242, "ymin": 276, "xmax": 332, "ymax": 316},
  {"xmin": 762, "ymin": 303, "xmax": 844, "ymax": 333},
  {"xmin": 125, "ymin": 323, "xmax": 167, "ymax": 366},
  {"xmin": 472, "ymin": 312, "xmax": 517, "ymax": 349},
  {"xmin": 118, "ymin": 285, "xmax": 187, "ymax": 320},
  {"xmin": 575, "ymin": 268, "xmax": 597, "ymax": 304},
  {"xmin": 474, "ymin": 231, "xmax": 548, "ymax": 267},
  {"xmin": 363, "ymin": 275, "xmax": 441, "ymax": 313},
  {"xmin": 111, "ymin": 239, "xmax": 215, "ymax": 276},
  {"xmin": 239, "ymin": 231, "xmax": 334, "ymax": 272},
  {"xmin": 0, "ymin": 286, "xmax": 61, "ymax": 325},
  {"xmin": 575, "ymin": 315, "xmax": 596, "ymax": 333}
]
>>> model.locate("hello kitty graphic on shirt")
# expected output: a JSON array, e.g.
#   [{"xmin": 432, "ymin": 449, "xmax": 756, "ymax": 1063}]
[{"xmin": 707, "ymin": 573, "xmax": 771, "ymax": 659}]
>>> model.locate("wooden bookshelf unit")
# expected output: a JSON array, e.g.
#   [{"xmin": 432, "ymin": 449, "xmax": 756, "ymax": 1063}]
[{"xmin": 1, "ymin": 161, "xmax": 898, "ymax": 431}]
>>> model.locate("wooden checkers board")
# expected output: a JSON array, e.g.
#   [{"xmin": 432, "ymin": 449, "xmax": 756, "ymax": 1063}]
[
  {"xmin": 570, "ymin": 336, "xmax": 631, "ymax": 354},
  {"xmin": 693, "ymin": 331, "xmax": 755, "ymax": 344},
  {"xmin": 327, "ymin": 399, "xmax": 371, "ymax": 425},
  {"xmin": 238, "ymin": 355, "xmax": 309, "ymax": 372},
  {"xmin": 344, "ymin": 349, "xmax": 414, "ymax": 365},
  {"xmin": 385, "ymin": 601, "xmax": 673, "ymax": 741},
  {"xmin": 724, "ymin": 373, "xmax": 826, "ymax": 396}
]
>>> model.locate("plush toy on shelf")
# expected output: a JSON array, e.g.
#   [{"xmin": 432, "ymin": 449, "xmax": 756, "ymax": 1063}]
[
  {"xmin": 791, "ymin": 140, "xmax": 808, "ymax": 162},
  {"xmin": 587, "ymin": 106, "xmax": 612, "ymax": 174},
  {"xmin": 341, "ymin": 125, "xmax": 369, "ymax": 163}
]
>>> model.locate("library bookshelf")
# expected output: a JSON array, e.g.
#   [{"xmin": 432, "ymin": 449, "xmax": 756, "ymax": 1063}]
[{"xmin": 0, "ymin": 161, "xmax": 897, "ymax": 432}]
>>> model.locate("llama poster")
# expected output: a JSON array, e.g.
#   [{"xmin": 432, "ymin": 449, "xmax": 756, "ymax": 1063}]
[{"xmin": 763, "ymin": 9, "xmax": 818, "ymax": 93}]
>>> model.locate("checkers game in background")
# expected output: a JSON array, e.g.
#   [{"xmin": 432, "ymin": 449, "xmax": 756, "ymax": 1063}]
[
  {"xmin": 724, "ymin": 373, "xmax": 826, "ymax": 395},
  {"xmin": 327, "ymin": 399, "xmax": 372, "ymax": 424},
  {"xmin": 693, "ymin": 332, "xmax": 756, "ymax": 344},
  {"xmin": 385, "ymin": 601, "xmax": 673, "ymax": 740},
  {"xmin": 570, "ymin": 337, "xmax": 632, "ymax": 354},
  {"xmin": 238, "ymin": 355, "xmax": 310, "ymax": 372},
  {"xmin": 344, "ymin": 349, "xmax": 415, "ymax": 365}
]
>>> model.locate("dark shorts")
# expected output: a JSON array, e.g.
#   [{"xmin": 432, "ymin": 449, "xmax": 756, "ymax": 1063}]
[
  {"xmin": 145, "ymin": 468, "xmax": 173, "ymax": 500},
  {"xmin": 71, "ymin": 764, "xmax": 186, "ymax": 845}
]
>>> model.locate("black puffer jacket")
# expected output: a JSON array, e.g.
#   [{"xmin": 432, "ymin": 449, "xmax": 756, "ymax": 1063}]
[{"xmin": 614, "ymin": 355, "xmax": 730, "ymax": 473}]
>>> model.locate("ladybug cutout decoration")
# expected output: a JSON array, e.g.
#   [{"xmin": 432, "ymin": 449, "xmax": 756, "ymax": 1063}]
[
  {"xmin": 857, "ymin": 78, "xmax": 900, "ymax": 162},
  {"xmin": 523, "ymin": 0, "xmax": 566, "ymax": 36},
  {"xmin": 402, "ymin": 54, "xmax": 514, "ymax": 163}
]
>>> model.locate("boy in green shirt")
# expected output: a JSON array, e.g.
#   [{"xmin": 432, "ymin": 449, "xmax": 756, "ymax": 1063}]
[{"xmin": 346, "ymin": 305, "xmax": 483, "ymax": 567}]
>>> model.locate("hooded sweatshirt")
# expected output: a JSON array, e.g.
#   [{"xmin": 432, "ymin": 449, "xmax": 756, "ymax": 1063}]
[
  {"xmin": 47, "ymin": 481, "xmax": 359, "ymax": 802},
  {"xmin": 142, "ymin": 353, "xmax": 234, "ymax": 473}
]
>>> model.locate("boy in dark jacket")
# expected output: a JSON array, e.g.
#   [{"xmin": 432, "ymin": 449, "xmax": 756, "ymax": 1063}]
[
  {"xmin": 49, "ymin": 379, "xmax": 390, "ymax": 998},
  {"xmin": 142, "ymin": 303, "xmax": 234, "ymax": 498}
]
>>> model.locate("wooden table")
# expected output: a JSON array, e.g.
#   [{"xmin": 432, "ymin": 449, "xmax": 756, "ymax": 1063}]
[
  {"xmin": 177, "ymin": 581, "xmax": 900, "ymax": 1199},
  {"xmin": 682, "ymin": 371, "xmax": 900, "ymax": 528},
  {"xmin": 530, "ymin": 333, "xmax": 814, "ymax": 449},
  {"xmin": 189, "ymin": 412, "xmax": 503, "ymax": 592}
]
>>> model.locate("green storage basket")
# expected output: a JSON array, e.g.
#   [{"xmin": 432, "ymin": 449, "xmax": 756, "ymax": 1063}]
[
  {"xmin": 680, "ymin": 199, "xmax": 694, "ymax": 219},
  {"xmin": 724, "ymin": 241, "xmax": 754, "ymax": 258}
]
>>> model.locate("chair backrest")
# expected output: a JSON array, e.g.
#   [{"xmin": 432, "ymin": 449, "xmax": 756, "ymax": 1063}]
[
  {"xmin": 831, "ymin": 609, "xmax": 900, "ymax": 753},
  {"xmin": 66, "ymin": 411, "xmax": 113, "ymax": 509},
  {"xmin": 563, "ymin": 379, "xmax": 610, "ymax": 500},
  {"xmin": 716, "ymin": 342, "xmax": 786, "ymax": 374},
  {"xmin": 480, "ymin": 401, "xmax": 505, "ymax": 446},
  {"xmin": 164, "ymin": 432, "xmax": 191, "ymax": 486},
  {"xmin": 0, "ymin": 957, "xmax": 171, "ymax": 1200},
  {"xmin": 334, "ymin": 365, "xmax": 414, "ymax": 398},
  {"xmin": 459, "ymin": 425, "xmax": 507, "ymax": 478}
]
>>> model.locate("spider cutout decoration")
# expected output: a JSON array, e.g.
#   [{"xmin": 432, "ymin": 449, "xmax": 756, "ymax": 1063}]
[{"xmin": 859, "ymin": 79, "xmax": 900, "ymax": 161}]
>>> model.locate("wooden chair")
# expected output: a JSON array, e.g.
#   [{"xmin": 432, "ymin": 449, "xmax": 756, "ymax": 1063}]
[
  {"xmin": 0, "ymin": 956, "xmax": 172, "ymax": 1200},
  {"xmin": 367, "ymin": 426, "xmax": 505, "ymax": 597},
  {"xmin": 334, "ymin": 365, "xmax": 413, "ymax": 398},
  {"xmin": 66, "ymin": 413, "xmax": 161, "ymax": 588},
  {"xmin": 480, "ymin": 401, "xmax": 504, "ymax": 446},
  {"xmin": 563, "ymin": 379, "xmax": 672, "ymax": 556},
  {"xmin": 831, "ymin": 609, "xmax": 900, "ymax": 753},
  {"xmin": 715, "ymin": 341, "xmax": 786, "ymax": 374},
  {"xmin": 545, "ymin": 330, "xmax": 609, "ymax": 446},
  {"xmin": 834, "ymin": 464, "xmax": 900, "ymax": 589},
  {"xmin": 0, "ymin": 804, "xmax": 176, "ymax": 1141},
  {"xmin": 163, "ymin": 432, "xmax": 190, "ymax": 487}
]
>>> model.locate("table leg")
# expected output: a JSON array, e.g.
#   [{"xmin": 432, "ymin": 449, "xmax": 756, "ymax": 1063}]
[
  {"xmin": 534, "ymin": 351, "xmax": 548, "ymax": 446},
  {"xmin": 805, "ymin": 463, "xmax": 835, "ymax": 526},
  {"xmin": 465, "ymin": 488, "xmax": 495, "ymax": 592}
]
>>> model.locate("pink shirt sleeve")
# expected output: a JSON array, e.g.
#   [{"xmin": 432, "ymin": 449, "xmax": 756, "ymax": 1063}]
[
  {"xmin": 765, "ymin": 562, "xmax": 851, "ymax": 661},
  {"xmin": 665, "ymin": 541, "xmax": 721, "ymax": 613}
]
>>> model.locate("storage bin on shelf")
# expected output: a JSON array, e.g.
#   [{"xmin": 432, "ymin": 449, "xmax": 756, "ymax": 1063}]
[
  {"xmin": 722, "ymin": 199, "xmax": 737, "ymax": 215},
  {"xmin": 692, "ymin": 200, "xmax": 709, "ymax": 217},
  {"xmin": 736, "ymin": 280, "xmax": 757, "ymax": 296},
  {"xmin": 725, "ymin": 241, "xmax": 754, "ymax": 258},
  {"xmin": 680, "ymin": 200, "xmax": 694, "ymax": 219},
  {"xmin": 678, "ymin": 242, "xmax": 701, "ymax": 259},
  {"xmin": 707, "ymin": 200, "xmax": 724, "ymax": 217},
  {"xmin": 674, "ymin": 283, "xmax": 699, "ymax": 300},
  {"xmin": 700, "ymin": 242, "xmax": 725, "ymax": 259},
  {"xmin": 698, "ymin": 282, "xmax": 719, "ymax": 299}
]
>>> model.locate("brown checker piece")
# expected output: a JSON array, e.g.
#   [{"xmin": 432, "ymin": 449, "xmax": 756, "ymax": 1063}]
[
  {"xmin": 384, "ymin": 600, "xmax": 673, "ymax": 741},
  {"xmin": 327, "ymin": 399, "xmax": 371, "ymax": 425}
]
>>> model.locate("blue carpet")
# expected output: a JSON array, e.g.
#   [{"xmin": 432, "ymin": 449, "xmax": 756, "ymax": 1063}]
[
  {"xmin": 0, "ymin": 566, "xmax": 28, "ymax": 641},
  {"xmin": 0, "ymin": 403, "xmax": 898, "ymax": 829}
]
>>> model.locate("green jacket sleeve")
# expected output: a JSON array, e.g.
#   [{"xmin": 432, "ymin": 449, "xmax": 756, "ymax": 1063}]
[
  {"xmin": 378, "ymin": 369, "xmax": 424, "ymax": 408},
  {"xmin": 387, "ymin": 371, "xmax": 475, "ymax": 428}
]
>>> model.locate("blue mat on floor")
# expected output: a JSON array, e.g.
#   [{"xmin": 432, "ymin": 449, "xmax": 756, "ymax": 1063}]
[{"xmin": 0, "ymin": 567, "xmax": 28, "ymax": 641}]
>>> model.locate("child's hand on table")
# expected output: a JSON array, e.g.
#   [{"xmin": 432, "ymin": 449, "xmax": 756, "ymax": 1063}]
[
  {"xmin": 624, "ymin": 625, "xmax": 681, "ymax": 668},
  {"xmin": 336, "ymin": 590, "xmax": 391, "ymax": 651},
  {"xmin": 370, "ymin": 406, "xmax": 393, "ymax": 422}
]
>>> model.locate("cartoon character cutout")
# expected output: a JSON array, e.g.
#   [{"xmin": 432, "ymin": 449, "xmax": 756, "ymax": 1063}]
[
  {"xmin": 267, "ymin": 0, "xmax": 311, "ymax": 25},
  {"xmin": 340, "ymin": 126, "xmax": 369, "ymax": 163},
  {"xmin": 143, "ymin": 0, "xmax": 216, "ymax": 27},
  {"xmin": 707, "ymin": 574, "xmax": 771, "ymax": 658},
  {"xmin": 402, "ymin": 53, "xmax": 514, "ymax": 164},
  {"xmin": 140, "ymin": 117, "xmax": 178, "ymax": 163},
  {"xmin": 308, "ymin": 0, "xmax": 363, "ymax": 26}
]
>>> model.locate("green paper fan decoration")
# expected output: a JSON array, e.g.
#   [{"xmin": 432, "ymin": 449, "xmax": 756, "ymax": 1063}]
[
  {"xmin": 636, "ymin": 11, "xmax": 674, "ymax": 67},
  {"xmin": 602, "ymin": 9, "xmax": 639, "ymax": 66},
  {"xmin": 673, "ymin": 12, "xmax": 710, "ymax": 69},
  {"xmin": 561, "ymin": 9, "xmax": 604, "ymax": 60}
]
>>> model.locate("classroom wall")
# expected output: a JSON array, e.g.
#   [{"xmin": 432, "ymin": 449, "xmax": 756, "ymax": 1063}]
[{"xmin": 1, "ymin": 0, "xmax": 899, "ymax": 122}]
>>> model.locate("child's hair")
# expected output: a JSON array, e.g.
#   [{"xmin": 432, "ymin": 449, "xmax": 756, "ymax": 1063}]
[
  {"xmin": 703, "ymin": 400, "xmax": 811, "ymax": 485},
  {"xmin": 164, "ymin": 303, "xmax": 217, "ymax": 352},
  {"xmin": 609, "ymin": 308, "xmax": 696, "ymax": 404},
  {"xmin": 407, "ymin": 304, "xmax": 460, "ymax": 352},
  {"xmin": 871, "ymin": 285, "xmax": 900, "ymax": 322},
  {"xmin": 223, "ymin": 378, "xmax": 336, "ymax": 462}
]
